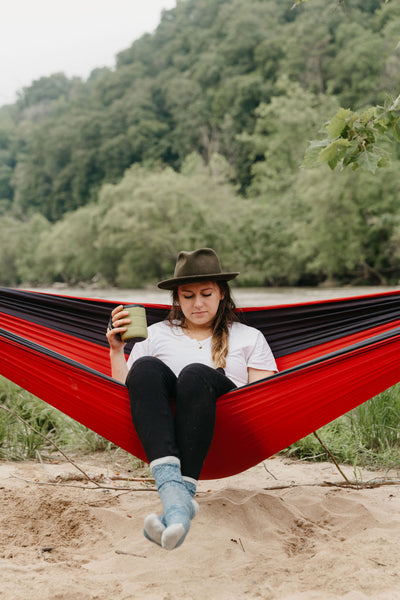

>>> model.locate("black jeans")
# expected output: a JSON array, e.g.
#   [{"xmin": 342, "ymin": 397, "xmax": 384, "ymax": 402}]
[{"xmin": 126, "ymin": 356, "xmax": 236, "ymax": 480}]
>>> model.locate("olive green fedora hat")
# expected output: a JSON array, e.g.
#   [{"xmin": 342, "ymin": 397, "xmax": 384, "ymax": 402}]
[{"xmin": 157, "ymin": 248, "xmax": 239, "ymax": 290}]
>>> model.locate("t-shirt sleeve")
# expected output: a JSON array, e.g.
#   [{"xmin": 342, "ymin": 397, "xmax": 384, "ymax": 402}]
[
  {"xmin": 246, "ymin": 330, "xmax": 278, "ymax": 373},
  {"xmin": 126, "ymin": 337, "xmax": 150, "ymax": 370}
]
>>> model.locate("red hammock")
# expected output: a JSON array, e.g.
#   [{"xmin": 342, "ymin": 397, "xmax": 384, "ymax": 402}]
[{"xmin": 0, "ymin": 287, "xmax": 399, "ymax": 479}]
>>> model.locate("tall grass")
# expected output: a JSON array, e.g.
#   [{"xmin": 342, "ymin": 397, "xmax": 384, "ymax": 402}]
[{"xmin": 286, "ymin": 383, "xmax": 400, "ymax": 471}]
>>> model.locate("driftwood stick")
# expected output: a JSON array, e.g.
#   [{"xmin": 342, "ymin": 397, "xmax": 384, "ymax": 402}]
[
  {"xmin": 115, "ymin": 549, "xmax": 147, "ymax": 558},
  {"xmin": 313, "ymin": 430, "xmax": 351, "ymax": 484},
  {"xmin": 10, "ymin": 473, "xmax": 157, "ymax": 492},
  {"xmin": 47, "ymin": 472, "xmax": 154, "ymax": 484},
  {"xmin": 262, "ymin": 478, "xmax": 400, "ymax": 491},
  {"xmin": 262, "ymin": 461, "xmax": 278, "ymax": 480},
  {"xmin": 111, "ymin": 475, "xmax": 154, "ymax": 482}
]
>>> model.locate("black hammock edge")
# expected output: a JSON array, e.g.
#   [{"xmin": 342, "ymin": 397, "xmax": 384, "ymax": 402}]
[{"xmin": 1, "ymin": 287, "xmax": 400, "ymax": 359}]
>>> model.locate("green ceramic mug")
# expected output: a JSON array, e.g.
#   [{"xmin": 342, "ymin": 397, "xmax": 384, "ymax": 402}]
[{"xmin": 121, "ymin": 304, "xmax": 148, "ymax": 343}]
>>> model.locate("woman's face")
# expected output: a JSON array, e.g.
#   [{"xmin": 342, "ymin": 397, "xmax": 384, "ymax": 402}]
[{"xmin": 177, "ymin": 281, "xmax": 224, "ymax": 329}]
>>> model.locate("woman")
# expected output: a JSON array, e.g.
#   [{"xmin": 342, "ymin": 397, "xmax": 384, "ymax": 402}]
[{"xmin": 107, "ymin": 248, "xmax": 277, "ymax": 550}]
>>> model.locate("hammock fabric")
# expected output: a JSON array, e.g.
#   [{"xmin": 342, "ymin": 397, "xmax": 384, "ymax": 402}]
[{"xmin": 0, "ymin": 286, "xmax": 399, "ymax": 479}]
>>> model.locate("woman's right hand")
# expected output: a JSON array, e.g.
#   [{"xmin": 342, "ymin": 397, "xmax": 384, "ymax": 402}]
[
  {"xmin": 107, "ymin": 305, "xmax": 131, "ymax": 383},
  {"xmin": 106, "ymin": 305, "xmax": 131, "ymax": 350}
]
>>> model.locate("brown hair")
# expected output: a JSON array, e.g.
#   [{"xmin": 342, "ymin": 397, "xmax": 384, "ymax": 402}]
[{"xmin": 167, "ymin": 281, "xmax": 238, "ymax": 369}]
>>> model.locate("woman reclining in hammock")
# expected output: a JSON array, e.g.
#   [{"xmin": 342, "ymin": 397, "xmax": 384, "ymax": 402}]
[{"xmin": 106, "ymin": 248, "xmax": 277, "ymax": 550}]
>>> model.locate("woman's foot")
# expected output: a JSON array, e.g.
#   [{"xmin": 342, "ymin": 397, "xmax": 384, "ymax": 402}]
[
  {"xmin": 145, "ymin": 458, "xmax": 198, "ymax": 549},
  {"xmin": 144, "ymin": 494, "xmax": 199, "ymax": 548}
]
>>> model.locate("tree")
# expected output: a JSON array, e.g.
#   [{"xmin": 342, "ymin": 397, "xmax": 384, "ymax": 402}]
[
  {"xmin": 290, "ymin": 163, "xmax": 400, "ymax": 283},
  {"xmin": 16, "ymin": 73, "xmax": 77, "ymax": 111},
  {"xmin": 33, "ymin": 205, "xmax": 101, "ymax": 284},
  {"xmin": 95, "ymin": 165, "xmax": 242, "ymax": 287},
  {"xmin": 240, "ymin": 78, "xmax": 338, "ymax": 195}
]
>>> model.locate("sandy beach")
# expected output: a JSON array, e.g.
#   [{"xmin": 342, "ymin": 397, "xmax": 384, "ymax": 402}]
[{"xmin": 1, "ymin": 453, "xmax": 400, "ymax": 600}]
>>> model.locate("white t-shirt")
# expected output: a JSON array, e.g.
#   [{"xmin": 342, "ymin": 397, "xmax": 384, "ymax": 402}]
[{"xmin": 126, "ymin": 320, "xmax": 277, "ymax": 388}]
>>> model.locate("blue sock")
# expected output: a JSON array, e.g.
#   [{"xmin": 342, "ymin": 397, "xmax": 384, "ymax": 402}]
[
  {"xmin": 144, "ymin": 457, "xmax": 198, "ymax": 550},
  {"xmin": 144, "ymin": 476, "xmax": 198, "ymax": 547}
]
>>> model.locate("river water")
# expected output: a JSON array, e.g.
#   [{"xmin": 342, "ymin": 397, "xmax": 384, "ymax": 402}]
[{"xmin": 29, "ymin": 284, "xmax": 400, "ymax": 307}]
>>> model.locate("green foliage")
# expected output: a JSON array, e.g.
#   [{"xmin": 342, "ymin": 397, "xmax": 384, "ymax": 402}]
[
  {"xmin": 286, "ymin": 384, "xmax": 400, "ymax": 470},
  {"xmin": 2, "ymin": 148, "xmax": 400, "ymax": 288},
  {"xmin": 279, "ymin": 163, "xmax": 400, "ymax": 284},
  {"xmin": 240, "ymin": 78, "xmax": 339, "ymax": 194},
  {"xmin": 94, "ymin": 163, "xmax": 242, "ymax": 287},
  {"xmin": 293, "ymin": 0, "xmax": 390, "ymax": 6},
  {"xmin": 326, "ymin": 22, "xmax": 386, "ymax": 106},
  {"xmin": 3, "ymin": 0, "xmax": 399, "ymax": 221},
  {"xmin": 304, "ymin": 96, "xmax": 400, "ymax": 173},
  {"xmin": 33, "ymin": 206, "xmax": 100, "ymax": 284},
  {"xmin": 16, "ymin": 73, "xmax": 78, "ymax": 111},
  {"xmin": 0, "ymin": 214, "xmax": 50, "ymax": 285},
  {"xmin": 4, "ymin": 163, "xmax": 243, "ymax": 287},
  {"xmin": 350, "ymin": 385, "xmax": 400, "ymax": 453}
]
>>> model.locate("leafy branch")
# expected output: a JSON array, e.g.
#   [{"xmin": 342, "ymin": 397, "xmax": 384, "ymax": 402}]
[
  {"xmin": 303, "ymin": 93, "xmax": 400, "ymax": 173},
  {"xmin": 292, "ymin": 0, "xmax": 344, "ymax": 5},
  {"xmin": 293, "ymin": 0, "xmax": 389, "ymax": 5}
]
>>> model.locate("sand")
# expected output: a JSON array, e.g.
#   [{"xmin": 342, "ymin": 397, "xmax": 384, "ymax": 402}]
[{"xmin": 1, "ymin": 454, "xmax": 400, "ymax": 600}]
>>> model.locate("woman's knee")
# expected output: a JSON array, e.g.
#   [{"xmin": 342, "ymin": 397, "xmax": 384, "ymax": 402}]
[
  {"xmin": 176, "ymin": 363, "xmax": 216, "ymax": 397},
  {"xmin": 178, "ymin": 362, "xmax": 212, "ymax": 382},
  {"xmin": 126, "ymin": 356, "xmax": 171, "ymax": 389},
  {"xmin": 177, "ymin": 363, "xmax": 235, "ymax": 399}
]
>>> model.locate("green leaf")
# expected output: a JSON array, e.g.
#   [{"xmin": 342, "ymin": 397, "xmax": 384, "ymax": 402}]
[
  {"xmin": 354, "ymin": 149, "xmax": 381, "ymax": 174},
  {"xmin": 392, "ymin": 118, "xmax": 400, "ymax": 141},
  {"xmin": 326, "ymin": 108, "xmax": 353, "ymax": 139},
  {"xmin": 359, "ymin": 106, "xmax": 377, "ymax": 125},
  {"xmin": 377, "ymin": 156, "xmax": 391, "ymax": 169},
  {"xmin": 302, "ymin": 138, "xmax": 330, "ymax": 167},
  {"xmin": 317, "ymin": 138, "xmax": 351, "ymax": 168}
]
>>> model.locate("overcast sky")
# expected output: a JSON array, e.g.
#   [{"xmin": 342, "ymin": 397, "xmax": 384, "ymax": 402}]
[{"xmin": 1, "ymin": 0, "xmax": 177, "ymax": 107}]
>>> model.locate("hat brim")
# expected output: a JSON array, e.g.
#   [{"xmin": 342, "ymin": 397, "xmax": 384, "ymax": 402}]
[{"xmin": 157, "ymin": 272, "xmax": 239, "ymax": 290}]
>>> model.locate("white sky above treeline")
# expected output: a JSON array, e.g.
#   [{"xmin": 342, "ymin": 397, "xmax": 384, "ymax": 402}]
[{"xmin": 1, "ymin": 0, "xmax": 176, "ymax": 107}]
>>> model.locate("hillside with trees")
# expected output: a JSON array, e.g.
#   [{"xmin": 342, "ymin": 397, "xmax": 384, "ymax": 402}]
[{"xmin": 1, "ymin": 0, "xmax": 400, "ymax": 287}]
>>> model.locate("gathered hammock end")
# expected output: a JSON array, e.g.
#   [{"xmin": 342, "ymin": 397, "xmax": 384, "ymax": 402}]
[{"xmin": 0, "ymin": 287, "xmax": 399, "ymax": 480}]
